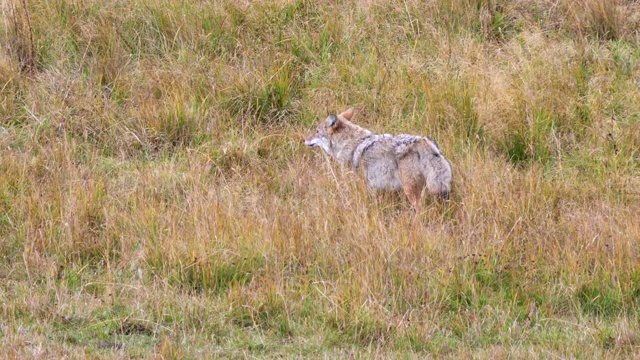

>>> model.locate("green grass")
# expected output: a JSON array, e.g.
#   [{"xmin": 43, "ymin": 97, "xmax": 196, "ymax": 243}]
[{"xmin": 1, "ymin": 0, "xmax": 640, "ymax": 358}]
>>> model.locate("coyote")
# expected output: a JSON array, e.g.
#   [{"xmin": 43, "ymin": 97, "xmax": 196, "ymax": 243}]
[{"xmin": 304, "ymin": 108, "xmax": 452, "ymax": 210}]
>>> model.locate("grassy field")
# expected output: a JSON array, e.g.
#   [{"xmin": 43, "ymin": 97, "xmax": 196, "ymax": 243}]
[{"xmin": 1, "ymin": 0, "xmax": 639, "ymax": 358}]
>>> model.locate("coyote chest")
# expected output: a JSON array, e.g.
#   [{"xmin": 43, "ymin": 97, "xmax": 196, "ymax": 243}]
[{"xmin": 304, "ymin": 108, "xmax": 452, "ymax": 209}]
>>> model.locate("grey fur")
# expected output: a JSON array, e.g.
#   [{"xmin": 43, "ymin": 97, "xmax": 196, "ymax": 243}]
[{"xmin": 305, "ymin": 109, "xmax": 452, "ymax": 206}]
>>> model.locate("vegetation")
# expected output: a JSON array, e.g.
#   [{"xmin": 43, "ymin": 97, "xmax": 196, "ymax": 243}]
[{"xmin": 1, "ymin": 0, "xmax": 639, "ymax": 357}]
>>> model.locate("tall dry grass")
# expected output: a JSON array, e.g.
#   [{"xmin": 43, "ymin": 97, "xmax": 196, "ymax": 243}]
[{"xmin": 1, "ymin": 0, "xmax": 639, "ymax": 357}]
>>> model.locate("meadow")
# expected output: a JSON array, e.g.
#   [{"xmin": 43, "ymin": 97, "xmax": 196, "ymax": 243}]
[{"xmin": 1, "ymin": 0, "xmax": 639, "ymax": 358}]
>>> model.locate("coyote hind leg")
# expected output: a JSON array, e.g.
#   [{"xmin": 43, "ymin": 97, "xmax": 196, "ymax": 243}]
[{"xmin": 398, "ymin": 154, "xmax": 426, "ymax": 213}]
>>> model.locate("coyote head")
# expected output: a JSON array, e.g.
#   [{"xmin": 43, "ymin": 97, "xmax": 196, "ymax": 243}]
[{"xmin": 304, "ymin": 108, "xmax": 356, "ymax": 157}]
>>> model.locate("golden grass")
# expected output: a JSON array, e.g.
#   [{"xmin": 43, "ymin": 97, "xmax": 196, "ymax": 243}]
[{"xmin": 1, "ymin": 0, "xmax": 639, "ymax": 357}]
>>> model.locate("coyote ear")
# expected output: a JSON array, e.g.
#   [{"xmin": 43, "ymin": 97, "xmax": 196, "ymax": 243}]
[
  {"xmin": 339, "ymin": 108, "xmax": 354, "ymax": 120},
  {"xmin": 327, "ymin": 114, "xmax": 338, "ymax": 127}
]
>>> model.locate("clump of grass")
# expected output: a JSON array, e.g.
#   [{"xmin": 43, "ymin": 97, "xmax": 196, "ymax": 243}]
[
  {"xmin": 221, "ymin": 57, "xmax": 302, "ymax": 126},
  {"xmin": 2, "ymin": 0, "xmax": 36, "ymax": 73},
  {"xmin": 0, "ymin": 57, "xmax": 26, "ymax": 124},
  {"xmin": 564, "ymin": 0, "xmax": 626, "ymax": 41},
  {"xmin": 168, "ymin": 252, "xmax": 264, "ymax": 294},
  {"xmin": 499, "ymin": 107, "xmax": 557, "ymax": 166}
]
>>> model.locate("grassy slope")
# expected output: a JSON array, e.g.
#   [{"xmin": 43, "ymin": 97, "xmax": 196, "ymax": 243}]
[{"xmin": 1, "ymin": 0, "xmax": 639, "ymax": 358}]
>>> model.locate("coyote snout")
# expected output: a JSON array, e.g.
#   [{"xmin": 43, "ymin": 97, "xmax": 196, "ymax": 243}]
[{"xmin": 304, "ymin": 108, "xmax": 452, "ymax": 210}]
